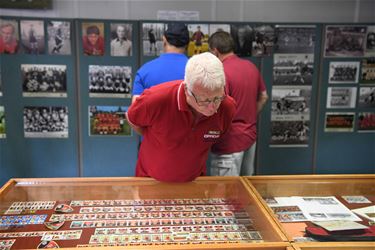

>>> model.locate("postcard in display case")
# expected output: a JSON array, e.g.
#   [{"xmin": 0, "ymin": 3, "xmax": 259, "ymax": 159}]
[
  {"xmin": 0, "ymin": 177, "xmax": 290, "ymax": 249},
  {"xmin": 244, "ymin": 174, "xmax": 375, "ymax": 248}
]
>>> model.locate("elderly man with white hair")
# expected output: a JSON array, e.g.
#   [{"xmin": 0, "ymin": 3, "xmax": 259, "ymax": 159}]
[{"xmin": 127, "ymin": 52, "xmax": 236, "ymax": 182}]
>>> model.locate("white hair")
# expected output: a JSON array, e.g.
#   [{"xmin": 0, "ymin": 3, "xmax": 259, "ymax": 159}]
[{"xmin": 184, "ymin": 52, "xmax": 225, "ymax": 91}]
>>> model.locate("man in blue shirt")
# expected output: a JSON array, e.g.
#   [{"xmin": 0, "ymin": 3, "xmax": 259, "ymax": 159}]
[{"xmin": 132, "ymin": 23, "xmax": 189, "ymax": 103}]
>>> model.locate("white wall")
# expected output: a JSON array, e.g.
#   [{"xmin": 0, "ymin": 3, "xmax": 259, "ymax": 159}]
[{"xmin": 0, "ymin": 0, "xmax": 374, "ymax": 22}]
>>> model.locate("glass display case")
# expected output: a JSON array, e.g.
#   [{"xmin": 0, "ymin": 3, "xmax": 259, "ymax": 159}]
[
  {"xmin": 244, "ymin": 175, "xmax": 375, "ymax": 250},
  {"xmin": 0, "ymin": 176, "xmax": 291, "ymax": 249}
]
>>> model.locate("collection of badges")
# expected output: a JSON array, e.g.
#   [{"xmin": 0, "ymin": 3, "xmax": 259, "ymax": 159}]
[{"xmin": 0, "ymin": 198, "xmax": 263, "ymax": 249}]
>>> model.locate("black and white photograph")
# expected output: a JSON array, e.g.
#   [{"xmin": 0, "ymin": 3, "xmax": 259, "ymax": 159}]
[
  {"xmin": 88, "ymin": 65, "xmax": 132, "ymax": 98},
  {"xmin": 230, "ymin": 24, "xmax": 253, "ymax": 57},
  {"xmin": 20, "ymin": 20, "xmax": 45, "ymax": 54},
  {"xmin": 47, "ymin": 21, "xmax": 71, "ymax": 55},
  {"xmin": 324, "ymin": 112, "xmax": 355, "ymax": 132},
  {"xmin": 142, "ymin": 22, "xmax": 165, "ymax": 56},
  {"xmin": 326, "ymin": 87, "xmax": 357, "ymax": 109},
  {"xmin": 358, "ymin": 87, "xmax": 375, "ymax": 108},
  {"xmin": 252, "ymin": 24, "xmax": 274, "ymax": 56},
  {"xmin": 328, "ymin": 61, "xmax": 359, "ymax": 84},
  {"xmin": 274, "ymin": 25, "xmax": 315, "ymax": 53},
  {"xmin": 358, "ymin": 112, "xmax": 375, "ymax": 132},
  {"xmin": 23, "ymin": 106, "xmax": 68, "ymax": 138},
  {"xmin": 271, "ymin": 86, "xmax": 311, "ymax": 119},
  {"xmin": 324, "ymin": 25, "xmax": 367, "ymax": 57},
  {"xmin": 365, "ymin": 25, "xmax": 375, "ymax": 57},
  {"xmin": 0, "ymin": 18, "xmax": 19, "ymax": 54},
  {"xmin": 110, "ymin": 23, "xmax": 132, "ymax": 57},
  {"xmin": 273, "ymin": 54, "xmax": 314, "ymax": 85},
  {"xmin": 0, "ymin": 106, "xmax": 5, "ymax": 138},
  {"xmin": 89, "ymin": 106, "xmax": 132, "ymax": 136},
  {"xmin": 209, "ymin": 24, "xmax": 230, "ymax": 35},
  {"xmin": 188, "ymin": 23, "xmax": 209, "ymax": 57},
  {"xmin": 270, "ymin": 120, "xmax": 310, "ymax": 147},
  {"xmin": 21, "ymin": 64, "xmax": 67, "ymax": 97},
  {"xmin": 360, "ymin": 58, "xmax": 375, "ymax": 84}
]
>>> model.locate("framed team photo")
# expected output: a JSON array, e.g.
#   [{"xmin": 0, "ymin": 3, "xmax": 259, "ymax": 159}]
[
  {"xmin": 187, "ymin": 23, "xmax": 209, "ymax": 57},
  {"xmin": 274, "ymin": 25, "xmax": 316, "ymax": 54},
  {"xmin": 328, "ymin": 61, "xmax": 360, "ymax": 84},
  {"xmin": 110, "ymin": 23, "xmax": 132, "ymax": 56},
  {"xmin": 142, "ymin": 22, "xmax": 165, "ymax": 56},
  {"xmin": 88, "ymin": 65, "xmax": 132, "ymax": 98},
  {"xmin": 23, "ymin": 106, "xmax": 68, "ymax": 138},
  {"xmin": 360, "ymin": 58, "xmax": 375, "ymax": 84},
  {"xmin": 273, "ymin": 54, "xmax": 314, "ymax": 85},
  {"xmin": 324, "ymin": 25, "xmax": 367, "ymax": 57},
  {"xmin": 20, "ymin": 19, "xmax": 45, "ymax": 54},
  {"xmin": 82, "ymin": 22, "xmax": 105, "ymax": 56},
  {"xmin": 324, "ymin": 112, "xmax": 355, "ymax": 132},
  {"xmin": 358, "ymin": 112, "xmax": 375, "ymax": 132},
  {"xmin": 358, "ymin": 87, "xmax": 375, "ymax": 108},
  {"xmin": 89, "ymin": 106, "xmax": 132, "ymax": 136},
  {"xmin": 21, "ymin": 64, "xmax": 67, "ymax": 97},
  {"xmin": 0, "ymin": 18, "xmax": 19, "ymax": 54},
  {"xmin": 326, "ymin": 87, "xmax": 357, "ymax": 109},
  {"xmin": 252, "ymin": 24, "xmax": 275, "ymax": 56},
  {"xmin": 47, "ymin": 21, "xmax": 71, "ymax": 55},
  {"xmin": 0, "ymin": 106, "xmax": 5, "ymax": 138}
]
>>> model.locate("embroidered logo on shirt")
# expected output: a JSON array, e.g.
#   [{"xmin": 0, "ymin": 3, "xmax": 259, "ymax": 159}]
[{"xmin": 203, "ymin": 130, "xmax": 221, "ymax": 139}]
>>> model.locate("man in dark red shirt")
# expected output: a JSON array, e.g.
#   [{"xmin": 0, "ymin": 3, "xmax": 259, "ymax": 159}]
[
  {"xmin": 127, "ymin": 52, "xmax": 236, "ymax": 182},
  {"xmin": 208, "ymin": 31, "xmax": 268, "ymax": 176}
]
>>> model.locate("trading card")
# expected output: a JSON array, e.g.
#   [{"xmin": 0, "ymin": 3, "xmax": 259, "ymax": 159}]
[
  {"xmin": 342, "ymin": 196, "xmax": 371, "ymax": 204},
  {"xmin": 37, "ymin": 240, "xmax": 59, "ymax": 249},
  {"xmin": 54, "ymin": 204, "xmax": 73, "ymax": 213},
  {"xmin": 44, "ymin": 220, "xmax": 65, "ymax": 230}
]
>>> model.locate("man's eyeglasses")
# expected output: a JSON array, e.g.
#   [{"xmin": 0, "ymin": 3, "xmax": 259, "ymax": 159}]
[{"xmin": 188, "ymin": 89, "xmax": 226, "ymax": 106}]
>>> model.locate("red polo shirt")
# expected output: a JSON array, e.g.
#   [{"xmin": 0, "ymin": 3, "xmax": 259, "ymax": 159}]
[
  {"xmin": 211, "ymin": 54, "xmax": 266, "ymax": 154},
  {"xmin": 127, "ymin": 80, "xmax": 236, "ymax": 182}
]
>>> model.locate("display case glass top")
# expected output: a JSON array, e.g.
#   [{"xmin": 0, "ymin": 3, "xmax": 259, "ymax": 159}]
[{"xmin": 0, "ymin": 176, "xmax": 289, "ymax": 249}]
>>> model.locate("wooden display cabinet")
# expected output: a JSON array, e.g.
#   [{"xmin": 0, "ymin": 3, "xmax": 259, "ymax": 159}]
[
  {"xmin": 0, "ymin": 176, "xmax": 291, "ymax": 250},
  {"xmin": 243, "ymin": 174, "xmax": 375, "ymax": 249}
]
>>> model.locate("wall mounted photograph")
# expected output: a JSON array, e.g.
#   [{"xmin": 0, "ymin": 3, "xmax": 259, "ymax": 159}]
[
  {"xmin": 187, "ymin": 23, "xmax": 209, "ymax": 57},
  {"xmin": 273, "ymin": 53, "xmax": 314, "ymax": 85},
  {"xmin": 142, "ymin": 22, "xmax": 165, "ymax": 56},
  {"xmin": 21, "ymin": 64, "xmax": 67, "ymax": 97},
  {"xmin": 88, "ymin": 65, "xmax": 132, "ymax": 98},
  {"xmin": 360, "ymin": 58, "xmax": 375, "ymax": 84},
  {"xmin": 0, "ymin": 18, "xmax": 19, "ymax": 54},
  {"xmin": 328, "ymin": 61, "xmax": 359, "ymax": 84},
  {"xmin": 23, "ymin": 106, "xmax": 68, "ymax": 138},
  {"xmin": 20, "ymin": 20, "xmax": 45, "ymax": 55},
  {"xmin": 324, "ymin": 25, "xmax": 367, "ymax": 57},
  {"xmin": 82, "ymin": 22, "xmax": 104, "ymax": 56},
  {"xmin": 326, "ymin": 87, "xmax": 357, "ymax": 109},
  {"xmin": 110, "ymin": 23, "xmax": 132, "ymax": 57},
  {"xmin": 47, "ymin": 21, "xmax": 71, "ymax": 55},
  {"xmin": 357, "ymin": 112, "xmax": 375, "ymax": 132},
  {"xmin": 89, "ymin": 106, "xmax": 132, "ymax": 136},
  {"xmin": 365, "ymin": 25, "xmax": 375, "ymax": 57},
  {"xmin": 270, "ymin": 120, "xmax": 310, "ymax": 147},
  {"xmin": 358, "ymin": 87, "xmax": 375, "ymax": 108},
  {"xmin": 274, "ymin": 25, "xmax": 315, "ymax": 54},
  {"xmin": 324, "ymin": 112, "xmax": 355, "ymax": 132},
  {"xmin": 230, "ymin": 24, "xmax": 253, "ymax": 57}
]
